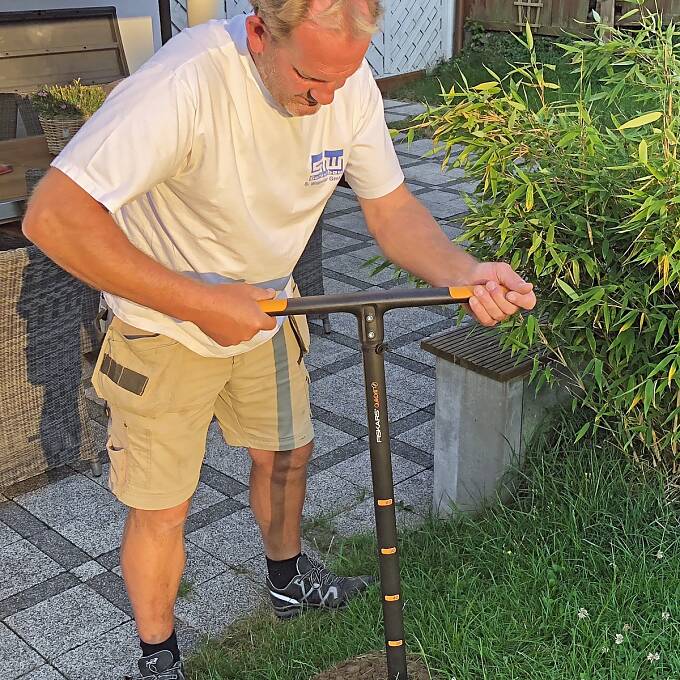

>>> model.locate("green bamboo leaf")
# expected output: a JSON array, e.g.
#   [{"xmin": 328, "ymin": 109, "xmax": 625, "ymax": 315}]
[
  {"xmin": 574, "ymin": 421, "xmax": 591, "ymax": 443},
  {"xmin": 594, "ymin": 358, "xmax": 604, "ymax": 390},
  {"xmin": 643, "ymin": 380, "xmax": 655, "ymax": 416},
  {"xmin": 556, "ymin": 278, "xmax": 579, "ymax": 301},
  {"xmin": 639, "ymin": 139, "xmax": 648, "ymax": 164},
  {"xmin": 618, "ymin": 112, "xmax": 662, "ymax": 131},
  {"xmin": 592, "ymin": 9, "xmax": 601, "ymax": 22},
  {"xmin": 654, "ymin": 317, "xmax": 668, "ymax": 345},
  {"xmin": 526, "ymin": 314, "xmax": 537, "ymax": 345},
  {"xmin": 619, "ymin": 7, "xmax": 640, "ymax": 21},
  {"xmin": 526, "ymin": 21, "xmax": 534, "ymax": 51},
  {"xmin": 525, "ymin": 183, "xmax": 535, "ymax": 211},
  {"xmin": 473, "ymin": 82, "xmax": 500, "ymax": 91}
]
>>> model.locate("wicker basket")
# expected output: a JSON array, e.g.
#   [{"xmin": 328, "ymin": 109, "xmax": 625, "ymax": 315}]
[{"xmin": 38, "ymin": 114, "xmax": 85, "ymax": 155}]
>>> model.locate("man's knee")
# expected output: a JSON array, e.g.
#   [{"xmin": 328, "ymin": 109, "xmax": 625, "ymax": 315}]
[
  {"xmin": 251, "ymin": 441, "xmax": 315, "ymax": 475},
  {"xmin": 125, "ymin": 498, "xmax": 192, "ymax": 535}
]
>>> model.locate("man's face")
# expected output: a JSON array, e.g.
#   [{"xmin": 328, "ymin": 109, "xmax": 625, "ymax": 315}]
[{"xmin": 246, "ymin": 11, "xmax": 371, "ymax": 117}]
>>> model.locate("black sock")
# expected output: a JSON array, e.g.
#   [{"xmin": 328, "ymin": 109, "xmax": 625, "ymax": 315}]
[
  {"xmin": 140, "ymin": 630, "xmax": 180, "ymax": 664},
  {"xmin": 267, "ymin": 552, "xmax": 302, "ymax": 589}
]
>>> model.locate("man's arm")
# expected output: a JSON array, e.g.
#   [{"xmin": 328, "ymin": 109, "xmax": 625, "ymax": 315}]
[
  {"xmin": 359, "ymin": 184, "xmax": 536, "ymax": 326},
  {"xmin": 22, "ymin": 169, "xmax": 276, "ymax": 345}
]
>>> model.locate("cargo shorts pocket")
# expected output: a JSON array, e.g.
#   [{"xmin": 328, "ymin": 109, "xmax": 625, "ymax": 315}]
[{"xmin": 92, "ymin": 318, "xmax": 180, "ymax": 418}]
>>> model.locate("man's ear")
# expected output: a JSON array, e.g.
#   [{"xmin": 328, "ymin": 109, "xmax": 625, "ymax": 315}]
[{"xmin": 245, "ymin": 14, "xmax": 268, "ymax": 54}]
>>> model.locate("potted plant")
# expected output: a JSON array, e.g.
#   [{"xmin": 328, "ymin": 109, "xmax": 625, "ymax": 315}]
[{"xmin": 29, "ymin": 79, "xmax": 105, "ymax": 155}]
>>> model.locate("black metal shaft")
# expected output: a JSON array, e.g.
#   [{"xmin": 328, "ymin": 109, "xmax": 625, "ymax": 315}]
[{"xmin": 357, "ymin": 305, "xmax": 408, "ymax": 680}]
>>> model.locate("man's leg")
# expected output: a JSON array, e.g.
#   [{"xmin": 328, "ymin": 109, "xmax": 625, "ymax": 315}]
[
  {"xmin": 248, "ymin": 441, "xmax": 314, "ymax": 560},
  {"xmin": 120, "ymin": 499, "xmax": 191, "ymax": 643}
]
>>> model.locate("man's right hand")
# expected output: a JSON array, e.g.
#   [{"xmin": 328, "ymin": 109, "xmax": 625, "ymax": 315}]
[{"xmin": 189, "ymin": 282, "xmax": 278, "ymax": 347}]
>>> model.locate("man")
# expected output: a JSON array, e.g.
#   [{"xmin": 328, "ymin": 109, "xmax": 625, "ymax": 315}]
[{"xmin": 23, "ymin": 0, "xmax": 536, "ymax": 677}]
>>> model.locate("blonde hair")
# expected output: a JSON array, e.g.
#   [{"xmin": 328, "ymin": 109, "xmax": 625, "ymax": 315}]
[{"xmin": 250, "ymin": 0, "xmax": 383, "ymax": 41}]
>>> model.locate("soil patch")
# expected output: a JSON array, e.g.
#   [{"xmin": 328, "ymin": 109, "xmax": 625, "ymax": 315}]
[{"xmin": 310, "ymin": 651, "xmax": 433, "ymax": 680}]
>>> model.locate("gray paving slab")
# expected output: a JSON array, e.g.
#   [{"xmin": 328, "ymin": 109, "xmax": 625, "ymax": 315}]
[
  {"xmin": 328, "ymin": 363, "xmax": 435, "ymax": 410},
  {"xmin": 389, "ymin": 103, "xmax": 427, "ymax": 117},
  {"xmin": 395, "ymin": 420, "xmax": 435, "ymax": 455},
  {"xmin": 390, "ymin": 341, "xmax": 436, "ymax": 367},
  {"xmin": 305, "ymin": 333, "xmax": 355, "ymax": 368},
  {"xmin": 204, "ymin": 423, "xmax": 251, "ymax": 485},
  {"xmin": 324, "ymin": 211, "xmax": 369, "ymax": 235},
  {"xmin": 304, "ymin": 466, "xmax": 366, "ymax": 517},
  {"xmin": 0, "ymin": 539, "xmax": 63, "ymax": 601},
  {"xmin": 311, "ymin": 420, "xmax": 357, "ymax": 458},
  {"xmin": 325, "ymin": 193, "xmax": 359, "ymax": 214},
  {"xmin": 395, "ymin": 469, "xmax": 434, "ymax": 517},
  {"xmin": 320, "ymin": 275, "xmax": 363, "ymax": 296},
  {"xmin": 52, "ymin": 620, "xmax": 138, "ymax": 680},
  {"xmin": 0, "ymin": 622, "xmax": 44, "ymax": 679},
  {"xmin": 395, "ymin": 138, "xmax": 449, "ymax": 158},
  {"xmin": 0, "ymin": 520, "xmax": 22, "ymax": 549},
  {"xmin": 6, "ymin": 584, "xmax": 129, "ymax": 659},
  {"xmin": 18, "ymin": 666, "xmax": 67, "ymax": 679},
  {"xmin": 188, "ymin": 482, "xmax": 226, "ymax": 515},
  {"xmin": 14, "ymin": 472, "xmax": 114, "ymax": 528},
  {"xmin": 330, "ymin": 452, "xmax": 425, "ymax": 490},
  {"xmin": 383, "ymin": 98, "xmax": 412, "ymax": 110},
  {"xmin": 183, "ymin": 541, "xmax": 229, "ymax": 587},
  {"xmin": 324, "ymin": 252, "xmax": 395, "ymax": 285},
  {"xmin": 28, "ymin": 529, "xmax": 89, "ymax": 570},
  {"xmin": 69, "ymin": 559, "xmax": 108, "ymax": 582},
  {"xmin": 402, "ymin": 162, "xmax": 465, "ymax": 186},
  {"xmin": 186, "ymin": 507, "xmax": 263, "ymax": 563},
  {"xmin": 415, "ymin": 190, "xmax": 469, "ymax": 219},
  {"xmin": 385, "ymin": 111, "xmax": 409, "ymax": 123},
  {"xmin": 321, "ymin": 229, "xmax": 363, "ymax": 252},
  {"xmin": 56, "ymin": 500, "xmax": 127, "ymax": 558},
  {"xmin": 310, "ymin": 373, "xmax": 419, "ymax": 424},
  {"xmin": 175, "ymin": 569, "xmax": 263, "ymax": 636}
]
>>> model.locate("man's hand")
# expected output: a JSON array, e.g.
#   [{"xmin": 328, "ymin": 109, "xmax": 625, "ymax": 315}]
[
  {"xmin": 464, "ymin": 261, "xmax": 536, "ymax": 327},
  {"xmin": 189, "ymin": 283, "xmax": 278, "ymax": 346}
]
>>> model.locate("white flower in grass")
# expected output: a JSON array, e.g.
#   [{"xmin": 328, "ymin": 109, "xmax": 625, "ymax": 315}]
[
  {"xmin": 656, "ymin": 550, "xmax": 664, "ymax": 559},
  {"xmin": 578, "ymin": 608, "xmax": 589, "ymax": 620},
  {"xmin": 647, "ymin": 652, "xmax": 660, "ymax": 662},
  {"xmin": 615, "ymin": 633, "xmax": 624, "ymax": 645},
  {"xmin": 601, "ymin": 646, "xmax": 609, "ymax": 653},
  {"xmin": 662, "ymin": 611, "xmax": 671, "ymax": 621},
  {"xmin": 623, "ymin": 623, "xmax": 632, "ymax": 632}
]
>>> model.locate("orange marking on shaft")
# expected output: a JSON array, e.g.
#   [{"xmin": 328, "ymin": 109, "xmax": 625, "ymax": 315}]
[
  {"xmin": 448, "ymin": 286, "xmax": 474, "ymax": 300},
  {"xmin": 381, "ymin": 547, "xmax": 397, "ymax": 555},
  {"xmin": 258, "ymin": 299, "xmax": 288, "ymax": 314},
  {"xmin": 388, "ymin": 640, "xmax": 404, "ymax": 647},
  {"xmin": 377, "ymin": 499, "xmax": 393, "ymax": 507},
  {"xmin": 384, "ymin": 594, "xmax": 400, "ymax": 602}
]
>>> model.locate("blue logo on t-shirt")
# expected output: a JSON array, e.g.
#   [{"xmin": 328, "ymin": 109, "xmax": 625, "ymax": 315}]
[{"xmin": 307, "ymin": 149, "xmax": 344, "ymax": 185}]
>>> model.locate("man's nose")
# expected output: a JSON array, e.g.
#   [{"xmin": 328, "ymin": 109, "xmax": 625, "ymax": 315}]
[{"xmin": 310, "ymin": 79, "xmax": 346, "ymax": 106}]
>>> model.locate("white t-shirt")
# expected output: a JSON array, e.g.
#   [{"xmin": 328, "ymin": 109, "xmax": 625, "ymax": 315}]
[{"xmin": 52, "ymin": 14, "xmax": 404, "ymax": 358}]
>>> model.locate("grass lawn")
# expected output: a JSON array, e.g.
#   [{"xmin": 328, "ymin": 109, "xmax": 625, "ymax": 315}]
[
  {"xmin": 188, "ymin": 409, "xmax": 679, "ymax": 679},
  {"xmin": 389, "ymin": 32, "xmax": 580, "ymax": 106}
]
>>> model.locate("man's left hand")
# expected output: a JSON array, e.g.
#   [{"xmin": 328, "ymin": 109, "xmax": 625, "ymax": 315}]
[{"xmin": 464, "ymin": 261, "xmax": 537, "ymax": 327}]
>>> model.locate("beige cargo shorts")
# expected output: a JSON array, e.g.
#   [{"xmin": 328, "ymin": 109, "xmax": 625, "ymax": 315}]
[{"xmin": 91, "ymin": 305, "xmax": 313, "ymax": 511}]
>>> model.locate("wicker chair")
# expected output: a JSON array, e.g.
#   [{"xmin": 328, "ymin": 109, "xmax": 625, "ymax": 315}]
[
  {"xmin": 0, "ymin": 243, "xmax": 102, "ymax": 489},
  {"xmin": 293, "ymin": 214, "xmax": 331, "ymax": 333}
]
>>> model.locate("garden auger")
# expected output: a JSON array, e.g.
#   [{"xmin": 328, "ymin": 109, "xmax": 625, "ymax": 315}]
[{"xmin": 260, "ymin": 286, "xmax": 474, "ymax": 680}]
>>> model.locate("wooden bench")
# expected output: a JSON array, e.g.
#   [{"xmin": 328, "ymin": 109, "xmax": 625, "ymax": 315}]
[{"xmin": 421, "ymin": 323, "xmax": 560, "ymax": 516}]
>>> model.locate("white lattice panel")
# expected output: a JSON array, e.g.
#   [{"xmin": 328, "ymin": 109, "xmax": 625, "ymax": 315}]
[{"xmin": 171, "ymin": 0, "xmax": 453, "ymax": 77}]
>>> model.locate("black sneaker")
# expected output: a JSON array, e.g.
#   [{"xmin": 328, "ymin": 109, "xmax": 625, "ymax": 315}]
[
  {"xmin": 125, "ymin": 650, "xmax": 185, "ymax": 679},
  {"xmin": 267, "ymin": 553, "xmax": 375, "ymax": 619}
]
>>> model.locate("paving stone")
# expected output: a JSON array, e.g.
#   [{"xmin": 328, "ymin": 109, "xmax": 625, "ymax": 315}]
[
  {"xmin": 0, "ymin": 539, "xmax": 63, "ymax": 601},
  {"xmin": 184, "ymin": 498, "xmax": 245, "ymax": 534},
  {"xmin": 18, "ymin": 665, "xmax": 67, "ymax": 679},
  {"xmin": 0, "ymin": 622, "xmax": 44, "ymax": 679},
  {"xmin": 304, "ymin": 467, "xmax": 366, "ymax": 517},
  {"xmin": 321, "ymin": 230, "xmax": 363, "ymax": 252},
  {"xmin": 329, "ymin": 452, "xmax": 425, "ymax": 491},
  {"xmin": 183, "ymin": 542, "xmax": 229, "ymax": 587},
  {"xmin": 395, "ymin": 420, "xmax": 435, "ymax": 455},
  {"xmin": 0, "ymin": 501, "xmax": 47, "ymax": 538},
  {"xmin": 187, "ymin": 507, "xmax": 263, "ymax": 563},
  {"xmin": 319, "ymin": 275, "xmax": 363, "ymax": 296},
  {"xmin": 324, "ymin": 253, "xmax": 394, "ymax": 285},
  {"xmin": 56, "ymin": 501, "xmax": 127, "ymax": 557},
  {"xmin": 6, "ymin": 584, "xmax": 129, "ymax": 659},
  {"xmin": 175, "ymin": 569, "xmax": 263, "ymax": 636},
  {"xmin": 311, "ymin": 373, "xmax": 418, "ymax": 425},
  {"xmin": 385, "ymin": 111, "xmax": 409, "ymax": 123},
  {"xmin": 305, "ymin": 333, "xmax": 355, "ymax": 368},
  {"xmin": 70, "ymin": 560, "xmax": 108, "ymax": 582},
  {"xmin": 325, "ymin": 193, "xmax": 359, "ymax": 213},
  {"xmin": 310, "ymin": 420, "xmax": 357, "ymax": 458},
  {"xmin": 390, "ymin": 340, "xmax": 436, "ymax": 367},
  {"xmin": 331, "ymin": 493, "xmax": 427, "ymax": 537},
  {"xmin": 389, "ymin": 102, "xmax": 427, "ymax": 117},
  {"xmin": 14, "ymin": 473, "xmax": 115, "ymax": 528},
  {"xmin": 383, "ymin": 98, "xmax": 411, "ymax": 110},
  {"xmin": 456, "ymin": 180, "xmax": 480, "ymax": 194},
  {"xmin": 28, "ymin": 529, "xmax": 90, "ymax": 570},
  {"xmin": 395, "ymin": 468, "xmax": 434, "ymax": 516},
  {"xmin": 189, "ymin": 481, "xmax": 228, "ymax": 514},
  {"xmin": 402, "ymin": 162, "xmax": 464, "ymax": 187},
  {"xmin": 0, "ymin": 573, "xmax": 80, "ymax": 620},
  {"xmin": 0, "ymin": 520, "xmax": 22, "ymax": 549},
  {"xmin": 395, "ymin": 138, "xmax": 448, "ymax": 158},
  {"xmin": 52, "ymin": 620, "xmax": 138, "ymax": 680},
  {"xmin": 414, "ymin": 189, "xmax": 469, "ymax": 219},
  {"xmin": 324, "ymin": 212, "xmax": 369, "ymax": 235}
]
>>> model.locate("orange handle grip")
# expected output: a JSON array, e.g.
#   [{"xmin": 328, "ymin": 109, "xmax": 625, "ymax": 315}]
[{"xmin": 259, "ymin": 298, "xmax": 289, "ymax": 314}]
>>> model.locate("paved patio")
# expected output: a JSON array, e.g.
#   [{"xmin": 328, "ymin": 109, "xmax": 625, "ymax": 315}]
[{"xmin": 0, "ymin": 99, "xmax": 473, "ymax": 679}]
